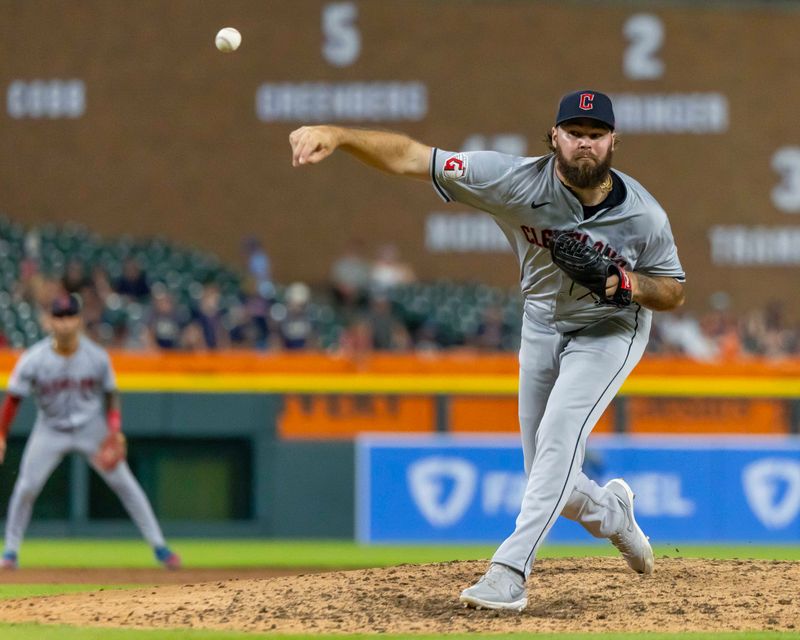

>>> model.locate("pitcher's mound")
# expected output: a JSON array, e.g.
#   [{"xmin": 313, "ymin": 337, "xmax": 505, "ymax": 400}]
[{"xmin": 0, "ymin": 557, "xmax": 796, "ymax": 634}]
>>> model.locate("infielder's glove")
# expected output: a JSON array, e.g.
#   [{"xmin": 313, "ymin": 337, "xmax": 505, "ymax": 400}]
[
  {"xmin": 550, "ymin": 231, "xmax": 633, "ymax": 307},
  {"xmin": 93, "ymin": 432, "xmax": 127, "ymax": 472}
]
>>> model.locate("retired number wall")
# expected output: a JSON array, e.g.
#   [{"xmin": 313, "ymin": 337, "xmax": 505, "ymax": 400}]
[{"xmin": 1, "ymin": 1, "xmax": 798, "ymax": 317}]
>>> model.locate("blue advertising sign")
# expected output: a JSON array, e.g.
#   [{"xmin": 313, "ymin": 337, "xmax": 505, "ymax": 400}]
[{"xmin": 355, "ymin": 435, "xmax": 800, "ymax": 543}]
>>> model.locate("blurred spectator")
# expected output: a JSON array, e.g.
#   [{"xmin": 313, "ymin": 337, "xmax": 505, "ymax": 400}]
[
  {"xmin": 414, "ymin": 320, "xmax": 441, "ymax": 352},
  {"xmin": 5, "ymin": 221, "xmax": 800, "ymax": 358},
  {"xmin": 115, "ymin": 257, "xmax": 150, "ymax": 301},
  {"xmin": 27, "ymin": 277, "xmax": 61, "ymax": 328},
  {"xmin": 14, "ymin": 229, "xmax": 43, "ymax": 305},
  {"xmin": 62, "ymin": 258, "xmax": 92, "ymax": 295},
  {"xmin": 370, "ymin": 243, "xmax": 416, "ymax": 294},
  {"xmin": 698, "ymin": 308, "xmax": 741, "ymax": 360},
  {"xmin": 242, "ymin": 236, "xmax": 274, "ymax": 299},
  {"xmin": 15, "ymin": 262, "xmax": 54, "ymax": 317},
  {"xmin": 739, "ymin": 302, "xmax": 798, "ymax": 358},
  {"xmin": 273, "ymin": 282, "xmax": 317, "ymax": 350},
  {"xmin": 648, "ymin": 297, "xmax": 799, "ymax": 361},
  {"xmin": 192, "ymin": 283, "xmax": 229, "ymax": 349},
  {"xmin": 338, "ymin": 315, "xmax": 374, "ymax": 357},
  {"xmin": 330, "ymin": 239, "xmax": 371, "ymax": 310},
  {"xmin": 23, "ymin": 228, "xmax": 41, "ymax": 263},
  {"xmin": 91, "ymin": 265, "xmax": 114, "ymax": 301},
  {"xmin": 145, "ymin": 285, "xmax": 187, "ymax": 350},
  {"xmin": 368, "ymin": 294, "xmax": 412, "ymax": 351},
  {"xmin": 224, "ymin": 301, "xmax": 253, "ymax": 349},
  {"xmin": 651, "ymin": 311, "xmax": 718, "ymax": 361},
  {"xmin": 79, "ymin": 285, "xmax": 111, "ymax": 344},
  {"xmin": 180, "ymin": 322, "xmax": 208, "ymax": 351},
  {"xmin": 15, "ymin": 255, "xmax": 40, "ymax": 303},
  {"xmin": 469, "ymin": 305, "xmax": 507, "ymax": 351},
  {"xmin": 225, "ymin": 291, "xmax": 276, "ymax": 350},
  {"xmin": 239, "ymin": 277, "xmax": 272, "ymax": 350}
]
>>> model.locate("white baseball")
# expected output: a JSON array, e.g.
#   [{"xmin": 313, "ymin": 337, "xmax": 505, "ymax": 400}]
[{"xmin": 215, "ymin": 27, "xmax": 241, "ymax": 53}]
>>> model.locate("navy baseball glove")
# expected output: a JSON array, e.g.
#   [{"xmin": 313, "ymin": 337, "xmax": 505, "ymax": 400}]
[{"xmin": 550, "ymin": 232, "xmax": 632, "ymax": 307}]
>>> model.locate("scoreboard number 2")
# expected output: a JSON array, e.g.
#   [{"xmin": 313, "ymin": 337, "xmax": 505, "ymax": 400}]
[{"xmin": 623, "ymin": 14, "xmax": 665, "ymax": 80}]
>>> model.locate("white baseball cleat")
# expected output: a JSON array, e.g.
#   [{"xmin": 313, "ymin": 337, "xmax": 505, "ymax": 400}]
[
  {"xmin": 605, "ymin": 478, "xmax": 654, "ymax": 575},
  {"xmin": 459, "ymin": 562, "xmax": 528, "ymax": 611}
]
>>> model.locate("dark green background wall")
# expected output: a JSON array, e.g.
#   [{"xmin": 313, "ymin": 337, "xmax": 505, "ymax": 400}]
[{"xmin": 0, "ymin": 393, "xmax": 355, "ymax": 538}]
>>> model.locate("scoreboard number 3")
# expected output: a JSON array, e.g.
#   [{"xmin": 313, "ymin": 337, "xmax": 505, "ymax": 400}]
[
  {"xmin": 623, "ymin": 14, "xmax": 665, "ymax": 80},
  {"xmin": 772, "ymin": 147, "xmax": 800, "ymax": 213}
]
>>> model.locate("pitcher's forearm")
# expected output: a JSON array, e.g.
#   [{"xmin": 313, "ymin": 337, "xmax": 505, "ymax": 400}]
[
  {"xmin": 337, "ymin": 128, "xmax": 431, "ymax": 178},
  {"xmin": 631, "ymin": 273, "xmax": 685, "ymax": 311}
]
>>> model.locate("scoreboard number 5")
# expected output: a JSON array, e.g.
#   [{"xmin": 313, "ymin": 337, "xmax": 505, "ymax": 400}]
[
  {"xmin": 623, "ymin": 14, "xmax": 665, "ymax": 80},
  {"xmin": 323, "ymin": 2, "xmax": 361, "ymax": 67}
]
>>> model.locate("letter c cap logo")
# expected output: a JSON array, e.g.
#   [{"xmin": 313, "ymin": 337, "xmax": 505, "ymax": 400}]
[{"xmin": 579, "ymin": 92, "xmax": 595, "ymax": 111}]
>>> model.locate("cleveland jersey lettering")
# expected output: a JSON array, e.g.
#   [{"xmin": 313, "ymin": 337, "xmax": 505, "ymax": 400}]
[{"xmin": 431, "ymin": 149, "xmax": 684, "ymax": 332}]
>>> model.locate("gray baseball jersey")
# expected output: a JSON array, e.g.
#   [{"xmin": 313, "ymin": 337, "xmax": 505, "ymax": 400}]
[
  {"xmin": 3, "ymin": 335, "xmax": 167, "ymax": 556},
  {"xmin": 431, "ymin": 149, "xmax": 682, "ymax": 578},
  {"xmin": 7, "ymin": 336, "xmax": 115, "ymax": 431},
  {"xmin": 431, "ymin": 150, "xmax": 684, "ymax": 332}
]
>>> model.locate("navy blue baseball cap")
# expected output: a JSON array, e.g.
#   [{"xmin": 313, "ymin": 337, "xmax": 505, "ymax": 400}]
[
  {"xmin": 51, "ymin": 293, "xmax": 82, "ymax": 317},
  {"xmin": 555, "ymin": 90, "xmax": 615, "ymax": 130}
]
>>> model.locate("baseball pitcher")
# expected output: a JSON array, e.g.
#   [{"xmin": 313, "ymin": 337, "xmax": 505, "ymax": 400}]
[
  {"xmin": 289, "ymin": 89, "xmax": 685, "ymax": 610},
  {"xmin": 0, "ymin": 293, "xmax": 180, "ymax": 569}
]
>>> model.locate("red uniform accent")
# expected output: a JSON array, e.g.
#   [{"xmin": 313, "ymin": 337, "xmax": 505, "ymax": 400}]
[
  {"xmin": 0, "ymin": 395, "xmax": 21, "ymax": 439},
  {"xmin": 444, "ymin": 156, "xmax": 464, "ymax": 171},
  {"xmin": 107, "ymin": 407, "xmax": 122, "ymax": 433},
  {"xmin": 618, "ymin": 267, "xmax": 632, "ymax": 291}
]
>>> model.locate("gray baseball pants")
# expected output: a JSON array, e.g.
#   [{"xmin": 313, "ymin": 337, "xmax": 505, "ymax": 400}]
[
  {"xmin": 492, "ymin": 307, "xmax": 651, "ymax": 577},
  {"xmin": 4, "ymin": 418, "xmax": 166, "ymax": 553}
]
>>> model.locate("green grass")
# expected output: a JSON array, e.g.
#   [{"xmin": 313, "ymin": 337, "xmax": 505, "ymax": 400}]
[
  {"xmin": 11, "ymin": 539, "xmax": 493, "ymax": 568},
  {"xmin": 10, "ymin": 539, "xmax": 800, "ymax": 568}
]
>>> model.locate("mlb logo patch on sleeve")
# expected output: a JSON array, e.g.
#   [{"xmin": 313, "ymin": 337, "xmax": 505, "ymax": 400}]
[{"xmin": 443, "ymin": 154, "xmax": 467, "ymax": 180}]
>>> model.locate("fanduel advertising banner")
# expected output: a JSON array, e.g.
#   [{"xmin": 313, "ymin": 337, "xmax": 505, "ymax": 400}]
[{"xmin": 355, "ymin": 435, "xmax": 800, "ymax": 543}]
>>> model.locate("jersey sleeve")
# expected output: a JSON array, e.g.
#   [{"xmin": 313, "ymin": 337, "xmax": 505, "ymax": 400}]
[
  {"xmin": 430, "ymin": 149, "xmax": 518, "ymax": 211},
  {"xmin": 636, "ymin": 217, "xmax": 686, "ymax": 282},
  {"xmin": 101, "ymin": 350, "xmax": 117, "ymax": 392},
  {"xmin": 6, "ymin": 350, "xmax": 36, "ymax": 397}
]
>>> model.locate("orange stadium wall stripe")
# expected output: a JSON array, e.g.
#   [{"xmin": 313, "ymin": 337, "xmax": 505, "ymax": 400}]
[
  {"xmin": 0, "ymin": 369, "xmax": 798, "ymax": 397},
  {"xmin": 626, "ymin": 398, "xmax": 788, "ymax": 435},
  {"xmin": 0, "ymin": 352, "xmax": 798, "ymax": 436},
  {"xmin": 0, "ymin": 352, "xmax": 799, "ymax": 397},
  {"xmin": 449, "ymin": 397, "xmax": 615, "ymax": 434},
  {"xmin": 279, "ymin": 395, "xmax": 437, "ymax": 439}
]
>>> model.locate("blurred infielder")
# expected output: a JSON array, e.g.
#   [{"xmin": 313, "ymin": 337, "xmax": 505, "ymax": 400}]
[
  {"xmin": 0, "ymin": 293, "xmax": 180, "ymax": 569},
  {"xmin": 289, "ymin": 90, "xmax": 685, "ymax": 610}
]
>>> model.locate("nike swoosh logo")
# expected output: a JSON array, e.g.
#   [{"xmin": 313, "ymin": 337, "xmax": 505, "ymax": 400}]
[{"xmin": 531, "ymin": 201, "xmax": 551, "ymax": 209}]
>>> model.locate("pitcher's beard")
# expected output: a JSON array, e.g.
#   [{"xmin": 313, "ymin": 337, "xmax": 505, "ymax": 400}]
[{"xmin": 556, "ymin": 147, "xmax": 613, "ymax": 189}]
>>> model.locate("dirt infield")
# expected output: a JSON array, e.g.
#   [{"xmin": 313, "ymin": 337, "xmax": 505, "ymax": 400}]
[
  {"xmin": 0, "ymin": 558, "xmax": 797, "ymax": 634},
  {"xmin": 0, "ymin": 567, "xmax": 314, "ymax": 585}
]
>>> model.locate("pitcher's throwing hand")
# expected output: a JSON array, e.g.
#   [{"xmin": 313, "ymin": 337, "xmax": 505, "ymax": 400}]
[{"xmin": 290, "ymin": 125, "xmax": 341, "ymax": 166}]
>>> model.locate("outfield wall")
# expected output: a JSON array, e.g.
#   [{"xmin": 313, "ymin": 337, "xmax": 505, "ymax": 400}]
[
  {"xmin": 1, "ymin": 352, "xmax": 798, "ymax": 539},
  {"xmin": 357, "ymin": 434, "xmax": 800, "ymax": 543}
]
